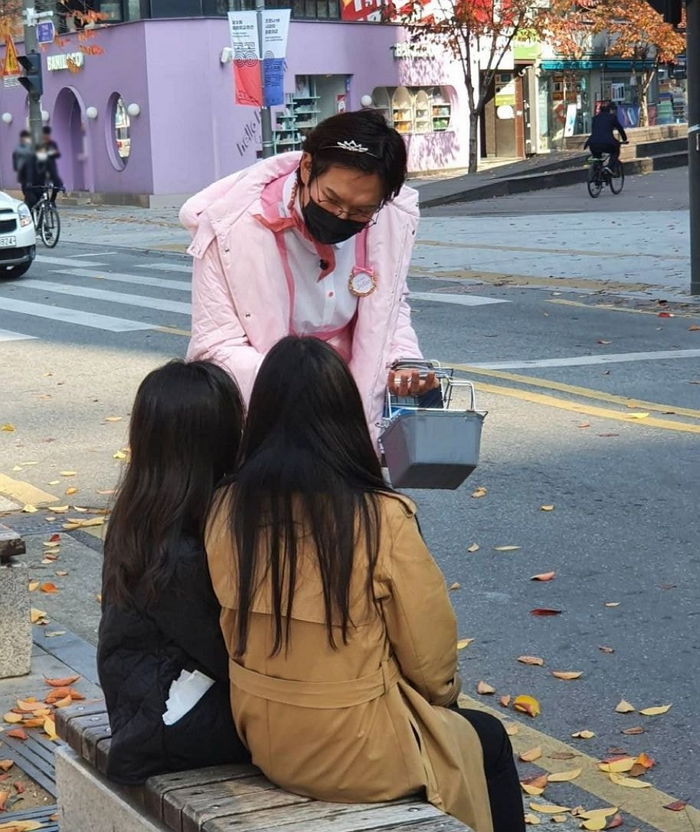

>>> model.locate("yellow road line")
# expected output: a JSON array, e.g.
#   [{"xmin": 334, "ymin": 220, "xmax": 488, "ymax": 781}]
[
  {"xmin": 458, "ymin": 694, "xmax": 699, "ymax": 831},
  {"xmin": 416, "ymin": 238, "xmax": 689, "ymax": 262},
  {"xmin": 154, "ymin": 325, "xmax": 192, "ymax": 337},
  {"xmin": 470, "ymin": 381, "xmax": 700, "ymax": 433},
  {"xmin": 549, "ymin": 298, "xmax": 700, "ymax": 319},
  {"xmin": 0, "ymin": 474, "xmax": 57, "ymax": 507},
  {"xmin": 447, "ymin": 364, "xmax": 700, "ymax": 421}
]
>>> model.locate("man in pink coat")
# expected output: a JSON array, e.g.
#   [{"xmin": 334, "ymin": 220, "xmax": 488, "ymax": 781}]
[{"xmin": 181, "ymin": 110, "xmax": 435, "ymax": 442}]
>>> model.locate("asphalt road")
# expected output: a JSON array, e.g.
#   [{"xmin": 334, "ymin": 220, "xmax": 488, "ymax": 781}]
[{"xmin": 1, "ymin": 189, "xmax": 699, "ymax": 830}]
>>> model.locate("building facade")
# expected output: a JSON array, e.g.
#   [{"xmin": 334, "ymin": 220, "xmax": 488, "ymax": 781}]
[{"xmin": 0, "ymin": 6, "xmax": 477, "ymax": 204}]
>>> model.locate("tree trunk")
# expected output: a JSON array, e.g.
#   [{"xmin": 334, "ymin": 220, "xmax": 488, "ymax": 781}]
[
  {"xmin": 639, "ymin": 70, "xmax": 655, "ymax": 128},
  {"xmin": 468, "ymin": 109, "xmax": 479, "ymax": 174}
]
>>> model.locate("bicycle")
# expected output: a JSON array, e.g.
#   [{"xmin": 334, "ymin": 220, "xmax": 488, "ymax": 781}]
[
  {"xmin": 30, "ymin": 185, "xmax": 62, "ymax": 248},
  {"xmin": 587, "ymin": 153, "xmax": 625, "ymax": 199}
]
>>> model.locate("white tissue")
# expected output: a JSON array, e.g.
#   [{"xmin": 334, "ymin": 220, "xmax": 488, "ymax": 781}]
[{"xmin": 162, "ymin": 669, "xmax": 215, "ymax": 726}]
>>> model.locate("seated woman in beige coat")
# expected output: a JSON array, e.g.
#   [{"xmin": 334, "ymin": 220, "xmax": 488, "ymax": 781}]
[{"xmin": 206, "ymin": 336, "xmax": 524, "ymax": 832}]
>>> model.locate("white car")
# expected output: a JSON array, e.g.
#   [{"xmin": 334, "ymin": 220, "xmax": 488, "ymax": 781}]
[{"xmin": 0, "ymin": 190, "xmax": 36, "ymax": 279}]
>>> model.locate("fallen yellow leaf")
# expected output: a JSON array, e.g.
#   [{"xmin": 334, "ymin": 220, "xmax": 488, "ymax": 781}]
[
  {"xmin": 1, "ymin": 423, "xmax": 15, "ymax": 431},
  {"xmin": 581, "ymin": 818, "xmax": 607, "ymax": 831},
  {"xmin": 457, "ymin": 638, "xmax": 474, "ymax": 650},
  {"xmin": 113, "ymin": 450, "xmax": 128, "ymax": 460},
  {"xmin": 530, "ymin": 571, "xmax": 556, "ymax": 581},
  {"xmin": 571, "ymin": 730, "xmax": 595, "ymax": 739},
  {"xmin": 476, "ymin": 680, "xmax": 496, "ymax": 695},
  {"xmin": 519, "ymin": 746, "xmax": 542, "ymax": 762},
  {"xmin": 614, "ymin": 700, "xmax": 636, "ymax": 714},
  {"xmin": 28, "ymin": 581, "xmax": 40, "ymax": 592},
  {"xmin": 22, "ymin": 504, "xmax": 38, "ymax": 514},
  {"xmin": 640, "ymin": 704, "xmax": 672, "ymax": 716},
  {"xmin": 467, "ymin": 543, "xmax": 480, "ymax": 552},
  {"xmin": 505, "ymin": 722, "xmax": 519, "ymax": 736},
  {"xmin": 599, "ymin": 757, "xmax": 635, "ymax": 773},
  {"xmin": 60, "ymin": 471, "xmax": 77, "ymax": 477},
  {"xmin": 551, "ymin": 816, "xmax": 568, "ymax": 824},
  {"xmin": 494, "ymin": 545, "xmax": 521, "ymax": 551},
  {"xmin": 104, "ymin": 416, "xmax": 123, "ymax": 422},
  {"xmin": 528, "ymin": 802, "xmax": 571, "ymax": 814},
  {"xmin": 0, "ymin": 822, "xmax": 45, "ymax": 831},
  {"xmin": 524, "ymin": 814, "xmax": 541, "ymax": 825},
  {"xmin": 30, "ymin": 608, "xmax": 48, "ymax": 624},
  {"xmin": 48, "ymin": 505, "xmax": 69, "ymax": 513},
  {"xmin": 65, "ymin": 487, "xmax": 79, "ymax": 496},
  {"xmin": 3, "ymin": 712, "xmax": 23, "ymax": 724},
  {"xmin": 608, "ymin": 772, "xmax": 651, "ymax": 789},
  {"xmin": 540, "ymin": 505, "xmax": 555, "ymax": 511},
  {"xmin": 449, "ymin": 582, "xmax": 461, "ymax": 591},
  {"xmin": 513, "ymin": 694, "xmax": 541, "ymax": 717},
  {"xmin": 521, "ymin": 783, "xmax": 546, "ymax": 796},
  {"xmin": 578, "ymin": 808, "xmax": 618, "ymax": 820},
  {"xmin": 552, "ymin": 671, "xmax": 583, "ymax": 681},
  {"xmin": 626, "ymin": 412, "xmax": 650, "ymax": 419},
  {"xmin": 43, "ymin": 716, "xmax": 58, "ymax": 741},
  {"xmin": 48, "ymin": 480, "xmax": 61, "ymax": 486},
  {"xmin": 548, "ymin": 768, "xmax": 581, "ymax": 782},
  {"xmin": 605, "ymin": 602, "xmax": 621, "ymax": 608},
  {"xmin": 518, "ymin": 656, "xmax": 545, "ymax": 666}
]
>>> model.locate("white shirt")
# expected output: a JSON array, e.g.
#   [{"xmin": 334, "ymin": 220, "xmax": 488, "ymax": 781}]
[{"xmin": 281, "ymin": 174, "xmax": 359, "ymax": 337}]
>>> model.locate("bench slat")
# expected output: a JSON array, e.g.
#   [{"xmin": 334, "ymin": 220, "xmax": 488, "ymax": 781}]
[
  {"xmin": 202, "ymin": 801, "xmax": 456, "ymax": 832},
  {"xmin": 145, "ymin": 766, "xmax": 259, "ymax": 821},
  {"xmin": 163, "ymin": 776, "xmax": 310, "ymax": 832}
]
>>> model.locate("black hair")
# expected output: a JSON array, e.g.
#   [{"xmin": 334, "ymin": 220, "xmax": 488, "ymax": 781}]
[
  {"xmin": 19, "ymin": 130, "xmax": 30, "ymax": 138},
  {"xmin": 217, "ymin": 336, "xmax": 393, "ymax": 656},
  {"xmin": 42, "ymin": 125, "xmax": 52, "ymax": 135},
  {"xmin": 103, "ymin": 360, "xmax": 244, "ymax": 607},
  {"xmin": 302, "ymin": 110, "xmax": 408, "ymax": 204}
]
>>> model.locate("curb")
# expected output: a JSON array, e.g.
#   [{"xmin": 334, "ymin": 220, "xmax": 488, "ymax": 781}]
[{"xmin": 419, "ymin": 152, "xmax": 687, "ymax": 208}]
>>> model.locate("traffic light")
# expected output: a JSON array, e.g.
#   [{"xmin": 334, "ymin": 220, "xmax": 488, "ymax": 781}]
[
  {"xmin": 645, "ymin": 0, "xmax": 682, "ymax": 24},
  {"xmin": 18, "ymin": 53, "xmax": 43, "ymax": 97}
]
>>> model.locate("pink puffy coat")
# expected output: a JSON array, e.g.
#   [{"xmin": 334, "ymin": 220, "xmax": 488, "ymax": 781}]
[{"xmin": 180, "ymin": 152, "xmax": 422, "ymax": 440}]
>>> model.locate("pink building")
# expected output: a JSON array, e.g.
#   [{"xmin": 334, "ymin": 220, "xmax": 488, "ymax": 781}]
[{"xmin": 0, "ymin": 14, "xmax": 471, "ymax": 206}]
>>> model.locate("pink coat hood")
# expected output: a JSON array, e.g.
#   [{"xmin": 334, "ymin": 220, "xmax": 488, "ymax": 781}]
[{"xmin": 181, "ymin": 152, "xmax": 422, "ymax": 443}]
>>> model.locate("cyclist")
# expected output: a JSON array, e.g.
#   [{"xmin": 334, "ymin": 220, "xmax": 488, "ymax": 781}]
[
  {"xmin": 584, "ymin": 102, "xmax": 628, "ymax": 169},
  {"xmin": 18, "ymin": 142, "xmax": 60, "ymax": 210}
]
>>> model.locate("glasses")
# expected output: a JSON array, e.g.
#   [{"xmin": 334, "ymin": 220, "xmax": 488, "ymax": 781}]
[{"xmin": 312, "ymin": 181, "xmax": 380, "ymax": 225}]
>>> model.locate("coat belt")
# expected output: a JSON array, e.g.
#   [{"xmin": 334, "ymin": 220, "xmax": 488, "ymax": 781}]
[{"xmin": 229, "ymin": 657, "xmax": 400, "ymax": 709}]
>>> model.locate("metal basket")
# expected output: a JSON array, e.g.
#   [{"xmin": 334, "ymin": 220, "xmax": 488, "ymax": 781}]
[{"xmin": 380, "ymin": 361, "xmax": 487, "ymax": 490}]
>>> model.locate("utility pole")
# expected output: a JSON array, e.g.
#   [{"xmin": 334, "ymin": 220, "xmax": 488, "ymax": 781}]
[
  {"xmin": 255, "ymin": 0, "xmax": 274, "ymax": 158},
  {"xmin": 19, "ymin": 0, "xmax": 44, "ymax": 147},
  {"xmin": 688, "ymin": 0, "xmax": 700, "ymax": 294}
]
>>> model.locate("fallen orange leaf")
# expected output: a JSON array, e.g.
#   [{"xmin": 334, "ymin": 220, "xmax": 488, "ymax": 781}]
[
  {"xmin": 530, "ymin": 571, "xmax": 556, "ymax": 581},
  {"xmin": 530, "ymin": 608, "xmax": 562, "ymax": 616},
  {"xmin": 6, "ymin": 729, "xmax": 28, "ymax": 740},
  {"xmin": 45, "ymin": 675, "xmax": 80, "ymax": 687},
  {"xmin": 518, "ymin": 656, "xmax": 545, "ymax": 666},
  {"xmin": 0, "ymin": 761, "xmax": 13, "ymax": 772},
  {"xmin": 476, "ymin": 680, "xmax": 496, "ymax": 695},
  {"xmin": 499, "ymin": 695, "xmax": 512, "ymax": 708},
  {"xmin": 664, "ymin": 800, "xmax": 688, "ymax": 811},
  {"xmin": 39, "ymin": 582, "xmax": 59, "ymax": 594},
  {"xmin": 551, "ymin": 671, "xmax": 583, "ymax": 680},
  {"xmin": 636, "ymin": 752, "xmax": 655, "ymax": 769}
]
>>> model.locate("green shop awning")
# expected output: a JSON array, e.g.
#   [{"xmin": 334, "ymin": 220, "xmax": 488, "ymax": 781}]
[{"xmin": 540, "ymin": 59, "xmax": 657, "ymax": 71}]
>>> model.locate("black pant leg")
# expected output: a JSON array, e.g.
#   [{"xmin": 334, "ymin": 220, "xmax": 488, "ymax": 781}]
[{"xmin": 455, "ymin": 708, "xmax": 525, "ymax": 832}]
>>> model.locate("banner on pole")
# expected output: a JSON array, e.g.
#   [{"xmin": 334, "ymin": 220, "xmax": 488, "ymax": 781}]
[
  {"xmin": 2, "ymin": 36, "xmax": 20, "ymax": 77},
  {"xmin": 228, "ymin": 10, "xmax": 291, "ymax": 108}
]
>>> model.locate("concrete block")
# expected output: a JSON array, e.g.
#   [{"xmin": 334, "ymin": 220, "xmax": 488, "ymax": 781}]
[
  {"xmin": 0, "ymin": 562, "xmax": 31, "ymax": 679},
  {"xmin": 0, "ymin": 524, "xmax": 25, "ymax": 563},
  {"xmin": 56, "ymin": 746, "xmax": 169, "ymax": 832}
]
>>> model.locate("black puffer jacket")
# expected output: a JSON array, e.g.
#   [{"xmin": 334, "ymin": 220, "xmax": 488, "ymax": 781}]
[{"xmin": 97, "ymin": 534, "xmax": 249, "ymax": 784}]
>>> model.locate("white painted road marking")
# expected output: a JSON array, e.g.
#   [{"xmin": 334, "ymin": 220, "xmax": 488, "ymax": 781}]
[
  {"xmin": 0, "ymin": 297, "xmax": 152, "ymax": 332},
  {"xmin": 410, "ymin": 292, "xmax": 509, "ymax": 307},
  {"xmin": 138, "ymin": 262, "xmax": 192, "ymax": 273},
  {"xmin": 17, "ymin": 279, "xmax": 191, "ymax": 315},
  {"xmin": 70, "ymin": 251, "xmax": 120, "ymax": 258},
  {"xmin": 53, "ymin": 268, "xmax": 190, "ymax": 293},
  {"xmin": 36, "ymin": 255, "xmax": 107, "ymax": 268},
  {"xmin": 470, "ymin": 349, "xmax": 700, "ymax": 370},
  {"xmin": 0, "ymin": 328, "xmax": 36, "ymax": 342}
]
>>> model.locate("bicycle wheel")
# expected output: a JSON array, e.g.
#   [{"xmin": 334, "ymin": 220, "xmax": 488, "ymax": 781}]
[
  {"xmin": 609, "ymin": 160, "xmax": 625, "ymax": 194},
  {"xmin": 40, "ymin": 202, "xmax": 61, "ymax": 248},
  {"xmin": 587, "ymin": 164, "xmax": 603, "ymax": 198}
]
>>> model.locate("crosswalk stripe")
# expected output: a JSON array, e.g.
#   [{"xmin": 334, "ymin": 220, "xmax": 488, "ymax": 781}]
[
  {"xmin": 36, "ymin": 255, "xmax": 107, "ymax": 268},
  {"xmin": 53, "ymin": 268, "xmax": 190, "ymax": 293},
  {"xmin": 137, "ymin": 263, "xmax": 192, "ymax": 273},
  {"xmin": 410, "ymin": 292, "xmax": 509, "ymax": 307},
  {"xmin": 0, "ymin": 297, "xmax": 152, "ymax": 332},
  {"xmin": 0, "ymin": 328, "xmax": 36, "ymax": 342},
  {"xmin": 17, "ymin": 279, "xmax": 191, "ymax": 315}
]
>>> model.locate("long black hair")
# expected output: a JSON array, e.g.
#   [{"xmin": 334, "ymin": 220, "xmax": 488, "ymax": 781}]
[
  {"xmin": 219, "ymin": 336, "xmax": 392, "ymax": 656},
  {"xmin": 103, "ymin": 360, "xmax": 244, "ymax": 607}
]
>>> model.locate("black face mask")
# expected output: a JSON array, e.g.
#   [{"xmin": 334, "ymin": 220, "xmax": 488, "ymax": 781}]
[{"xmin": 302, "ymin": 196, "xmax": 368, "ymax": 245}]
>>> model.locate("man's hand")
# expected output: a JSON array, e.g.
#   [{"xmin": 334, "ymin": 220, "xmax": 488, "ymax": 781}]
[{"xmin": 388, "ymin": 369, "xmax": 439, "ymax": 397}]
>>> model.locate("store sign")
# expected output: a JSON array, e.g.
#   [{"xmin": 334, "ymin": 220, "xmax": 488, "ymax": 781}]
[
  {"xmin": 228, "ymin": 10, "xmax": 290, "ymax": 108},
  {"xmin": 47, "ymin": 52, "xmax": 85, "ymax": 71},
  {"xmin": 391, "ymin": 42, "xmax": 440, "ymax": 60},
  {"xmin": 341, "ymin": 0, "xmax": 383, "ymax": 22}
]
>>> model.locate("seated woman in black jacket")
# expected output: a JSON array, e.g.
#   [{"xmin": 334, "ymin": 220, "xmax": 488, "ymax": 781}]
[{"xmin": 98, "ymin": 360, "xmax": 250, "ymax": 784}]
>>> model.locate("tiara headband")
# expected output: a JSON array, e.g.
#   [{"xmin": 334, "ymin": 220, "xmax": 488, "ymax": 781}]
[{"xmin": 321, "ymin": 140, "xmax": 380, "ymax": 158}]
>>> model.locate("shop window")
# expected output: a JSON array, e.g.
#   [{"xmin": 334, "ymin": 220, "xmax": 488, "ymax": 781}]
[
  {"xmin": 106, "ymin": 93, "xmax": 131, "ymax": 170},
  {"xmin": 292, "ymin": 0, "xmax": 340, "ymax": 18},
  {"xmin": 371, "ymin": 86, "xmax": 454, "ymax": 134}
]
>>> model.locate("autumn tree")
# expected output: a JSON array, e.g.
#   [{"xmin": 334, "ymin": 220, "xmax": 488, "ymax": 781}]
[
  {"xmin": 385, "ymin": 0, "xmax": 551, "ymax": 173},
  {"xmin": 547, "ymin": 0, "xmax": 685, "ymax": 126}
]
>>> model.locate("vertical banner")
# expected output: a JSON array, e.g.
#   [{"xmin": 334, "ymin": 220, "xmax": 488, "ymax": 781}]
[
  {"xmin": 261, "ymin": 10, "xmax": 290, "ymax": 107},
  {"xmin": 229, "ymin": 11, "xmax": 262, "ymax": 108}
]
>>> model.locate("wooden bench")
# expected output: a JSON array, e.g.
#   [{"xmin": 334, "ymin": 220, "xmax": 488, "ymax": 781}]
[{"xmin": 55, "ymin": 703, "xmax": 473, "ymax": 832}]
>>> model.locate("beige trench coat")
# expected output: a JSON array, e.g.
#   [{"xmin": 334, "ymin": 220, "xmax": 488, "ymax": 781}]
[{"xmin": 206, "ymin": 493, "xmax": 493, "ymax": 832}]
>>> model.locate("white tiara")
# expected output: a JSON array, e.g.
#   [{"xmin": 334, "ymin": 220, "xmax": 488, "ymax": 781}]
[{"xmin": 336, "ymin": 140, "xmax": 370, "ymax": 153}]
